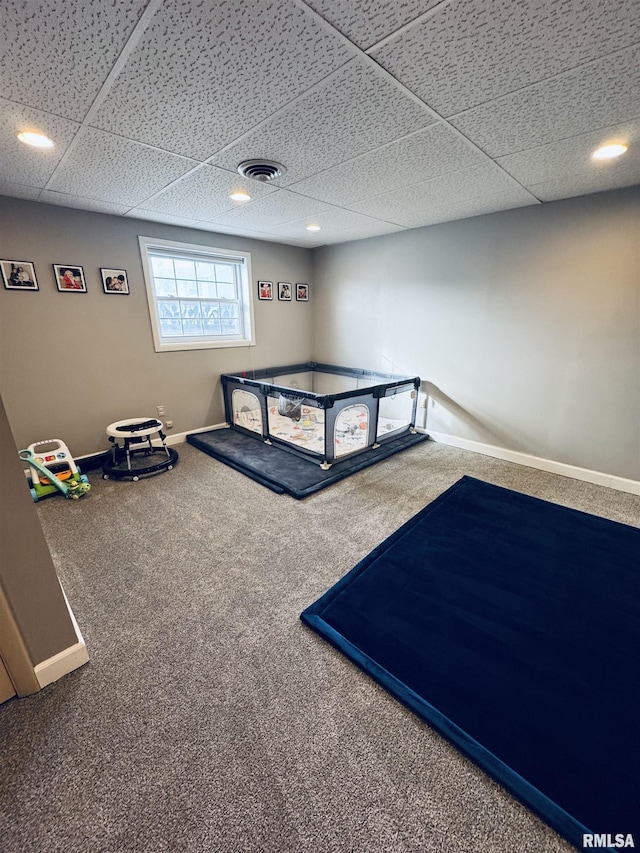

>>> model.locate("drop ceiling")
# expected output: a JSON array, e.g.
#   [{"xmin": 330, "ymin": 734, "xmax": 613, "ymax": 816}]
[{"xmin": 1, "ymin": 0, "xmax": 638, "ymax": 247}]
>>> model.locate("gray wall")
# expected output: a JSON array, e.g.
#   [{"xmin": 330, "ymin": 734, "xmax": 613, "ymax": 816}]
[
  {"xmin": 0, "ymin": 197, "xmax": 313, "ymax": 455},
  {"xmin": 0, "ymin": 393, "xmax": 78, "ymax": 667},
  {"xmin": 2, "ymin": 190, "xmax": 638, "ymax": 481},
  {"xmin": 312, "ymin": 187, "xmax": 640, "ymax": 481}
]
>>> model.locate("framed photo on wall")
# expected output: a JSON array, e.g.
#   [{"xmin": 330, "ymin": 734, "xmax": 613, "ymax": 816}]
[
  {"xmin": 101, "ymin": 268, "xmax": 129, "ymax": 294},
  {"xmin": 278, "ymin": 281, "xmax": 292, "ymax": 301},
  {"xmin": 1, "ymin": 259, "xmax": 39, "ymax": 290},
  {"xmin": 258, "ymin": 280, "xmax": 273, "ymax": 300},
  {"xmin": 296, "ymin": 283, "xmax": 309, "ymax": 302},
  {"xmin": 53, "ymin": 264, "xmax": 87, "ymax": 292}
]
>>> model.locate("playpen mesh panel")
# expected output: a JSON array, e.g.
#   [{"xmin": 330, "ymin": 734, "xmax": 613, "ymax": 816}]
[
  {"xmin": 334, "ymin": 404, "xmax": 370, "ymax": 458},
  {"xmin": 376, "ymin": 391, "xmax": 415, "ymax": 439},
  {"xmin": 232, "ymin": 389, "xmax": 262, "ymax": 434},
  {"xmin": 268, "ymin": 371, "xmax": 316, "ymax": 391},
  {"xmin": 267, "ymin": 397, "xmax": 324, "ymax": 455}
]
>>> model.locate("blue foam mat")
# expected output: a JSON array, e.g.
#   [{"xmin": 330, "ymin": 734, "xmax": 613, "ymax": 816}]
[{"xmin": 302, "ymin": 477, "xmax": 640, "ymax": 851}]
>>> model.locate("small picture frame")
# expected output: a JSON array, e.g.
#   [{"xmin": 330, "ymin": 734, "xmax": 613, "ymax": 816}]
[
  {"xmin": 53, "ymin": 264, "xmax": 87, "ymax": 293},
  {"xmin": 101, "ymin": 268, "xmax": 129, "ymax": 295},
  {"xmin": 296, "ymin": 283, "xmax": 309, "ymax": 302},
  {"xmin": 278, "ymin": 281, "xmax": 292, "ymax": 301},
  {"xmin": 1, "ymin": 259, "xmax": 39, "ymax": 290},
  {"xmin": 257, "ymin": 280, "xmax": 273, "ymax": 300}
]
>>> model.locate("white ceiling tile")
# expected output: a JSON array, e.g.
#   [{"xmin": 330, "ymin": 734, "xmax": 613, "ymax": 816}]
[
  {"xmin": 47, "ymin": 129, "xmax": 196, "ymax": 207},
  {"xmin": 125, "ymin": 209, "xmax": 218, "ymax": 229},
  {"xmin": 129, "ymin": 209, "xmax": 308, "ymax": 246},
  {"xmin": 125, "ymin": 208, "xmax": 278, "ymax": 241},
  {"xmin": 380, "ymin": 189, "xmax": 539, "ymax": 231},
  {"xmin": 2, "ymin": 0, "xmax": 639, "ymax": 239},
  {"xmin": 262, "ymin": 207, "xmax": 395, "ymax": 244},
  {"xmin": 0, "ymin": 0, "xmax": 148, "ymax": 121},
  {"xmin": 256, "ymin": 232, "xmax": 322, "ymax": 247},
  {"xmin": 0, "ymin": 180, "xmax": 41, "ymax": 201},
  {"xmin": 496, "ymin": 121, "xmax": 640, "ymax": 187},
  {"xmin": 205, "ymin": 190, "xmax": 334, "ymax": 230},
  {"xmin": 371, "ymin": 0, "xmax": 640, "ymax": 117},
  {"xmin": 303, "ymin": 208, "xmax": 388, "ymax": 229},
  {"xmin": 38, "ymin": 191, "xmax": 130, "ymax": 216},
  {"xmin": 210, "ymin": 58, "xmax": 431, "ymax": 185},
  {"xmin": 286, "ymin": 124, "xmax": 483, "ymax": 205},
  {"xmin": 0, "ymin": 99, "xmax": 80, "ymax": 187},
  {"xmin": 138, "ymin": 164, "xmax": 276, "ymax": 220},
  {"xmin": 195, "ymin": 224, "xmax": 276, "ymax": 241},
  {"xmin": 91, "ymin": 0, "xmax": 354, "ymax": 159},
  {"xmin": 526, "ymin": 162, "xmax": 640, "ymax": 203},
  {"xmin": 346, "ymin": 163, "xmax": 529, "ymax": 225},
  {"xmin": 327, "ymin": 225, "xmax": 406, "ymax": 246},
  {"xmin": 289, "ymin": 220, "xmax": 406, "ymax": 247},
  {"xmin": 451, "ymin": 45, "xmax": 640, "ymax": 158},
  {"xmin": 302, "ymin": 0, "xmax": 441, "ymax": 50}
]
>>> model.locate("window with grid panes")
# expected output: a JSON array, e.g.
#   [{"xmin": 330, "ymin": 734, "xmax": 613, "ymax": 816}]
[{"xmin": 139, "ymin": 236, "xmax": 254, "ymax": 352}]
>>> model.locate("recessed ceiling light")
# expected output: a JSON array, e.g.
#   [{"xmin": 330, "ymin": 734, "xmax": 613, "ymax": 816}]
[
  {"xmin": 17, "ymin": 131, "xmax": 54, "ymax": 148},
  {"xmin": 306, "ymin": 224, "xmax": 321, "ymax": 232},
  {"xmin": 592, "ymin": 143, "xmax": 628, "ymax": 160},
  {"xmin": 229, "ymin": 190, "xmax": 251, "ymax": 202}
]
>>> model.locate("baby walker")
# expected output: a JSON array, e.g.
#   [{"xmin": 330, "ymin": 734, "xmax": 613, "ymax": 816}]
[
  {"xmin": 20, "ymin": 439, "xmax": 91, "ymax": 502},
  {"xmin": 102, "ymin": 417, "xmax": 178, "ymax": 481}
]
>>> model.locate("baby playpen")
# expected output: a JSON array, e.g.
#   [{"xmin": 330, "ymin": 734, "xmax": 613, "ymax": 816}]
[{"xmin": 221, "ymin": 362, "xmax": 421, "ymax": 469}]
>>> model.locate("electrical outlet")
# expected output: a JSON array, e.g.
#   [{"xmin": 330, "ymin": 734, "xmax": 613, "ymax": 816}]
[
  {"xmin": 156, "ymin": 405, "xmax": 165, "ymax": 416},
  {"xmin": 165, "ymin": 420, "xmax": 173, "ymax": 429}
]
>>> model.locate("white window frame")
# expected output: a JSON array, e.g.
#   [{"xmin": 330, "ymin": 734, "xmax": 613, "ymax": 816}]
[{"xmin": 139, "ymin": 235, "xmax": 255, "ymax": 353}]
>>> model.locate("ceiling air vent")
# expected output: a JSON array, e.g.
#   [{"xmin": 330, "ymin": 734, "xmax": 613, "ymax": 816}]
[{"xmin": 237, "ymin": 159, "xmax": 285, "ymax": 182}]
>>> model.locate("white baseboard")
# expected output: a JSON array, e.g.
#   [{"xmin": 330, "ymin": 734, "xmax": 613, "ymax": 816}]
[
  {"xmin": 34, "ymin": 642, "xmax": 89, "ymax": 689},
  {"xmin": 421, "ymin": 429, "xmax": 640, "ymax": 496},
  {"xmin": 34, "ymin": 582, "xmax": 90, "ymax": 689},
  {"xmin": 159, "ymin": 421, "xmax": 228, "ymax": 446}
]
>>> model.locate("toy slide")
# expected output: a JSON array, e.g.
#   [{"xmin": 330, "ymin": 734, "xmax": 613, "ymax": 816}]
[{"xmin": 19, "ymin": 440, "xmax": 90, "ymax": 501}]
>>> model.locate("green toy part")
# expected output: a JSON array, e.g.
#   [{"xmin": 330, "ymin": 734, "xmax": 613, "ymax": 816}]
[{"xmin": 19, "ymin": 449, "xmax": 91, "ymax": 500}]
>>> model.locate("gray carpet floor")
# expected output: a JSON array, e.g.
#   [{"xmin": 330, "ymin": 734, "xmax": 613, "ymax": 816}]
[{"xmin": 1, "ymin": 440, "xmax": 639, "ymax": 853}]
